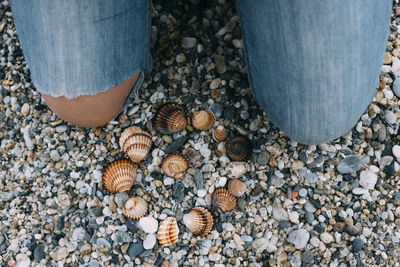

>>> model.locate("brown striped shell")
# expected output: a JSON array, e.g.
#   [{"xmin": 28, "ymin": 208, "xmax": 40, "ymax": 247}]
[
  {"xmin": 123, "ymin": 197, "xmax": 148, "ymax": 220},
  {"xmin": 102, "ymin": 159, "xmax": 136, "ymax": 193},
  {"xmin": 192, "ymin": 110, "xmax": 216, "ymax": 131},
  {"xmin": 158, "ymin": 217, "xmax": 179, "ymax": 246},
  {"xmin": 228, "ymin": 179, "xmax": 247, "ymax": 197},
  {"xmin": 225, "ymin": 136, "xmax": 253, "ymax": 161},
  {"xmin": 212, "ymin": 187, "xmax": 237, "ymax": 212},
  {"xmin": 119, "ymin": 126, "xmax": 152, "ymax": 162},
  {"xmin": 161, "ymin": 155, "xmax": 188, "ymax": 178},
  {"xmin": 183, "ymin": 207, "xmax": 214, "ymax": 236},
  {"xmin": 153, "ymin": 103, "xmax": 187, "ymax": 134},
  {"xmin": 213, "ymin": 125, "xmax": 228, "ymax": 141}
]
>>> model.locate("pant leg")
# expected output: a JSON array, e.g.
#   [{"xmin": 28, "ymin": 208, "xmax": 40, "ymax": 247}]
[
  {"xmin": 10, "ymin": 0, "xmax": 152, "ymax": 99},
  {"xmin": 236, "ymin": 0, "xmax": 392, "ymax": 144}
]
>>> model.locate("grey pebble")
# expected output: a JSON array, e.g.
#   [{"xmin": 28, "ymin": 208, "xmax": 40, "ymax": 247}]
[
  {"xmin": 241, "ymin": 235, "xmax": 253, "ymax": 242},
  {"xmin": 34, "ymin": 244, "xmax": 45, "ymax": 262},
  {"xmin": 115, "ymin": 231, "xmax": 132, "ymax": 243},
  {"xmin": 305, "ymin": 212, "xmax": 315, "ymax": 224},
  {"xmin": 89, "ymin": 260, "xmax": 100, "ymax": 267},
  {"xmin": 301, "ymin": 250, "xmax": 314, "ymax": 264},
  {"xmin": 55, "ymin": 125, "xmax": 67, "ymax": 133},
  {"xmin": 305, "ymin": 201, "xmax": 317, "ymax": 213},
  {"xmin": 210, "ymin": 103, "xmax": 223, "ymax": 118},
  {"xmin": 346, "ymin": 225, "xmax": 360, "ymax": 236},
  {"xmin": 96, "ymin": 238, "xmax": 111, "ymax": 248},
  {"xmin": 114, "ymin": 192, "xmax": 129, "ymax": 208},
  {"xmin": 182, "ymin": 37, "xmax": 197, "ymax": 48},
  {"xmin": 193, "ymin": 169, "xmax": 204, "ymax": 189},
  {"xmin": 126, "ymin": 219, "xmax": 137, "ymax": 232},
  {"xmin": 256, "ymin": 151, "xmax": 270, "ymax": 166},
  {"xmin": 128, "ymin": 241, "xmax": 144, "ymax": 258},
  {"xmin": 173, "ymin": 182, "xmax": 185, "ymax": 201},
  {"xmin": 337, "ymin": 155, "xmax": 362, "ymax": 174},
  {"xmin": 298, "ymin": 188, "xmax": 308, "ymax": 197},
  {"xmin": 269, "ymin": 175, "xmax": 285, "ymax": 188},
  {"xmin": 278, "ymin": 221, "xmax": 291, "ymax": 229},
  {"xmin": 165, "ymin": 136, "xmax": 187, "ymax": 154},
  {"xmin": 352, "ymin": 238, "xmax": 364, "ymax": 253}
]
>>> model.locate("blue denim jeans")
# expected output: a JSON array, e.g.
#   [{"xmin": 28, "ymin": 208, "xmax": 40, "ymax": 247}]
[{"xmin": 11, "ymin": 0, "xmax": 392, "ymax": 144}]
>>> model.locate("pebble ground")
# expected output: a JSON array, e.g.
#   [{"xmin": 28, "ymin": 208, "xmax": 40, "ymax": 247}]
[{"xmin": 0, "ymin": 0, "xmax": 400, "ymax": 266}]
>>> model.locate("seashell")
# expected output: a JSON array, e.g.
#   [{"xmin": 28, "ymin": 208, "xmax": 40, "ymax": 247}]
[
  {"xmin": 228, "ymin": 179, "xmax": 247, "ymax": 197},
  {"xmin": 226, "ymin": 161, "xmax": 249, "ymax": 178},
  {"xmin": 153, "ymin": 103, "xmax": 187, "ymax": 134},
  {"xmin": 225, "ymin": 136, "xmax": 253, "ymax": 161},
  {"xmin": 158, "ymin": 217, "xmax": 179, "ymax": 246},
  {"xmin": 212, "ymin": 187, "xmax": 237, "ymax": 212},
  {"xmin": 182, "ymin": 147, "xmax": 203, "ymax": 168},
  {"xmin": 192, "ymin": 110, "xmax": 216, "ymax": 131},
  {"xmin": 102, "ymin": 159, "xmax": 136, "ymax": 193},
  {"xmin": 183, "ymin": 206, "xmax": 214, "ymax": 236},
  {"xmin": 119, "ymin": 126, "xmax": 152, "ymax": 162},
  {"xmin": 161, "ymin": 155, "xmax": 188, "ymax": 178},
  {"xmin": 123, "ymin": 197, "xmax": 148, "ymax": 220},
  {"xmin": 213, "ymin": 125, "xmax": 228, "ymax": 141}
]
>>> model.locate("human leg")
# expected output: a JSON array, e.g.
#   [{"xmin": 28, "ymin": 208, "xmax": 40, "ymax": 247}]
[
  {"xmin": 10, "ymin": 0, "xmax": 152, "ymax": 127},
  {"xmin": 236, "ymin": 0, "xmax": 392, "ymax": 144}
]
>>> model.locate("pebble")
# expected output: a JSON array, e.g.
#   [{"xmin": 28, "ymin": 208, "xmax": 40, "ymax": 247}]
[
  {"xmin": 385, "ymin": 110, "xmax": 397, "ymax": 124},
  {"xmin": 193, "ymin": 169, "xmax": 204, "ymax": 189},
  {"xmin": 165, "ymin": 137, "xmax": 187, "ymax": 154},
  {"xmin": 209, "ymin": 253, "xmax": 222, "ymax": 261},
  {"xmin": 21, "ymin": 103, "xmax": 29, "ymax": 116},
  {"xmin": 197, "ymin": 189, "xmax": 207, "ymax": 198},
  {"xmin": 301, "ymin": 250, "xmax": 314, "ymax": 264},
  {"xmin": 393, "ymin": 78, "xmax": 400, "ymax": 97},
  {"xmin": 33, "ymin": 244, "xmax": 45, "ymax": 262},
  {"xmin": 143, "ymin": 234, "xmax": 157, "ymax": 250},
  {"xmin": 126, "ymin": 219, "xmax": 137, "ymax": 232},
  {"xmin": 337, "ymin": 155, "xmax": 362, "ymax": 174},
  {"xmin": 320, "ymin": 232, "xmax": 334, "ymax": 244},
  {"xmin": 173, "ymin": 183, "xmax": 185, "ymax": 200},
  {"xmin": 55, "ymin": 125, "xmax": 67, "ymax": 133},
  {"xmin": 115, "ymin": 231, "xmax": 132, "ymax": 243},
  {"xmin": 298, "ymin": 188, "xmax": 308, "ymax": 197},
  {"xmin": 352, "ymin": 187, "xmax": 369, "ymax": 195},
  {"xmin": 182, "ymin": 37, "xmax": 197, "ymax": 48},
  {"xmin": 50, "ymin": 150, "xmax": 61, "ymax": 162},
  {"xmin": 96, "ymin": 238, "xmax": 111, "ymax": 248},
  {"xmin": 257, "ymin": 151, "xmax": 270, "ymax": 165},
  {"xmin": 139, "ymin": 217, "xmax": 158, "ymax": 233},
  {"xmin": 305, "ymin": 213, "xmax": 315, "ymax": 224},
  {"xmin": 359, "ymin": 171, "xmax": 377, "ymax": 189},
  {"xmin": 209, "ymin": 103, "xmax": 223, "ymax": 118},
  {"xmin": 333, "ymin": 222, "xmax": 346, "ymax": 233},
  {"xmin": 52, "ymin": 247, "xmax": 69, "ymax": 261},
  {"xmin": 164, "ymin": 177, "xmax": 174, "ymax": 186},
  {"xmin": 346, "ymin": 225, "xmax": 360, "ymax": 236},
  {"xmin": 128, "ymin": 241, "xmax": 144, "ymax": 258},
  {"xmin": 269, "ymin": 176, "xmax": 285, "ymax": 188},
  {"xmin": 215, "ymin": 55, "xmax": 227, "ymax": 74},
  {"xmin": 305, "ymin": 201, "xmax": 317, "ymax": 213},
  {"xmin": 393, "ymin": 145, "xmax": 400, "ymax": 158},
  {"xmin": 352, "ymin": 238, "xmax": 364, "ymax": 253},
  {"xmin": 288, "ymin": 229, "xmax": 310, "ymax": 249},
  {"xmin": 114, "ymin": 192, "xmax": 129, "ymax": 208}
]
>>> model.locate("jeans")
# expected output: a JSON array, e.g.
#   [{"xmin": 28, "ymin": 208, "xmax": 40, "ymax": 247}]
[{"xmin": 10, "ymin": 0, "xmax": 392, "ymax": 144}]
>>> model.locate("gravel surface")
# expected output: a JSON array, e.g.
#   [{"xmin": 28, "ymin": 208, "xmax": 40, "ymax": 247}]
[{"xmin": 1, "ymin": 0, "xmax": 400, "ymax": 266}]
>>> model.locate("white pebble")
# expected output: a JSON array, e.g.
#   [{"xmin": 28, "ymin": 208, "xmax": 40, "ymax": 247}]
[
  {"xmin": 163, "ymin": 177, "xmax": 174, "ymax": 186},
  {"xmin": 320, "ymin": 232, "xmax": 334, "ymax": 244},
  {"xmin": 393, "ymin": 145, "xmax": 400, "ymax": 159},
  {"xmin": 139, "ymin": 217, "xmax": 158, "ymax": 234},
  {"xmin": 385, "ymin": 110, "xmax": 397, "ymax": 124},
  {"xmin": 21, "ymin": 103, "xmax": 30, "ymax": 116},
  {"xmin": 143, "ymin": 234, "xmax": 156, "ymax": 250},
  {"xmin": 197, "ymin": 189, "xmax": 207, "ymax": 198},
  {"xmin": 359, "ymin": 171, "xmax": 377, "ymax": 190}
]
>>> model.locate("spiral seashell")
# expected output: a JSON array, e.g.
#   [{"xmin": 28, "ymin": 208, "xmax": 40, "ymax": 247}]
[
  {"xmin": 183, "ymin": 207, "xmax": 214, "ymax": 236},
  {"xmin": 213, "ymin": 125, "xmax": 228, "ymax": 141},
  {"xmin": 226, "ymin": 162, "xmax": 249, "ymax": 179},
  {"xmin": 123, "ymin": 197, "xmax": 148, "ymax": 220},
  {"xmin": 158, "ymin": 217, "xmax": 179, "ymax": 246},
  {"xmin": 119, "ymin": 126, "xmax": 152, "ymax": 162},
  {"xmin": 225, "ymin": 136, "xmax": 253, "ymax": 162},
  {"xmin": 153, "ymin": 103, "xmax": 187, "ymax": 134},
  {"xmin": 212, "ymin": 187, "xmax": 237, "ymax": 212},
  {"xmin": 161, "ymin": 155, "xmax": 188, "ymax": 178},
  {"xmin": 192, "ymin": 110, "xmax": 216, "ymax": 131},
  {"xmin": 102, "ymin": 159, "xmax": 136, "ymax": 193},
  {"xmin": 228, "ymin": 179, "xmax": 247, "ymax": 197}
]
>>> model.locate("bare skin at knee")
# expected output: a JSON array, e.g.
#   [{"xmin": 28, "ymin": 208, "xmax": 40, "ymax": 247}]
[{"xmin": 42, "ymin": 72, "xmax": 140, "ymax": 128}]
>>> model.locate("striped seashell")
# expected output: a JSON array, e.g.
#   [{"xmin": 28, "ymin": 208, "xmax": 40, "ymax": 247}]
[
  {"xmin": 226, "ymin": 162, "xmax": 249, "ymax": 179},
  {"xmin": 102, "ymin": 159, "xmax": 136, "ymax": 193},
  {"xmin": 225, "ymin": 136, "xmax": 253, "ymax": 162},
  {"xmin": 123, "ymin": 197, "xmax": 148, "ymax": 220},
  {"xmin": 161, "ymin": 155, "xmax": 188, "ymax": 178},
  {"xmin": 119, "ymin": 126, "xmax": 152, "ymax": 162},
  {"xmin": 153, "ymin": 103, "xmax": 187, "ymax": 134},
  {"xmin": 158, "ymin": 217, "xmax": 179, "ymax": 246},
  {"xmin": 213, "ymin": 125, "xmax": 228, "ymax": 141},
  {"xmin": 192, "ymin": 110, "xmax": 216, "ymax": 131},
  {"xmin": 183, "ymin": 207, "xmax": 214, "ymax": 236},
  {"xmin": 212, "ymin": 187, "xmax": 237, "ymax": 212},
  {"xmin": 228, "ymin": 179, "xmax": 247, "ymax": 197}
]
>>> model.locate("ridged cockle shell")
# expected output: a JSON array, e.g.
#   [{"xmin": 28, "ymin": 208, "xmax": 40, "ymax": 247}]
[
  {"xmin": 213, "ymin": 125, "xmax": 228, "ymax": 141},
  {"xmin": 183, "ymin": 206, "xmax": 214, "ymax": 236},
  {"xmin": 228, "ymin": 179, "xmax": 247, "ymax": 197},
  {"xmin": 158, "ymin": 217, "xmax": 179, "ymax": 246},
  {"xmin": 119, "ymin": 126, "xmax": 152, "ymax": 162},
  {"xmin": 212, "ymin": 187, "xmax": 237, "ymax": 212},
  {"xmin": 192, "ymin": 110, "xmax": 216, "ymax": 131},
  {"xmin": 102, "ymin": 159, "xmax": 136, "ymax": 193},
  {"xmin": 153, "ymin": 103, "xmax": 187, "ymax": 134},
  {"xmin": 123, "ymin": 197, "xmax": 148, "ymax": 220},
  {"xmin": 161, "ymin": 155, "xmax": 188, "ymax": 178},
  {"xmin": 225, "ymin": 136, "xmax": 253, "ymax": 161}
]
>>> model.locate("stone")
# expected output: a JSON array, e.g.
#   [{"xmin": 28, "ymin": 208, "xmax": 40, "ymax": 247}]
[
  {"xmin": 304, "ymin": 201, "xmax": 317, "ymax": 213},
  {"xmin": 89, "ymin": 260, "xmax": 100, "ymax": 267},
  {"xmin": 257, "ymin": 151, "xmax": 270, "ymax": 166},
  {"xmin": 352, "ymin": 238, "xmax": 364, "ymax": 253},
  {"xmin": 288, "ymin": 229, "xmax": 310, "ymax": 249},
  {"xmin": 320, "ymin": 232, "xmax": 334, "ymax": 244},
  {"xmin": 269, "ymin": 176, "xmax": 285, "ymax": 188},
  {"xmin": 210, "ymin": 78, "xmax": 221, "ymax": 90},
  {"xmin": 301, "ymin": 250, "xmax": 314, "ymax": 264},
  {"xmin": 52, "ymin": 247, "xmax": 69, "ymax": 261},
  {"xmin": 165, "ymin": 137, "xmax": 187, "ymax": 154},
  {"xmin": 215, "ymin": 55, "xmax": 227, "ymax": 74},
  {"xmin": 209, "ymin": 253, "xmax": 222, "ymax": 261},
  {"xmin": 96, "ymin": 238, "xmax": 111, "ymax": 248},
  {"xmin": 304, "ymin": 213, "xmax": 315, "ymax": 224},
  {"xmin": 126, "ymin": 219, "xmax": 137, "ymax": 232},
  {"xmin": 253, "ymin": 237, "xmax": 278, "ymax": 253},
  {"xmin": 209, "ymin": 103, "xmax": 223, "ymax": 118},
  {"xmin": 80, "ymin": 243, "xmax": 92, "ymax": 256},
  {"xmin": 393, "ymin": 145, "xmax": 400, "ymax": 158},
  {"xmin": 21, "ymin": 103, "xmax": 30, "ymax": 116},
  {"xmin": 115, "ymin": 231, "xmax": 132, "ymax": 243},
  {"xmin": 393, "ymin": 78, "xmax": 400, "ymax": 98},
  {"xmin": 352, "ymin": 187, "xmax": 369, "ymax": 195},
  {"xmin": 139, "ymin": 217, "xmax": 158, "ymax": 233},
  {"xmin": 33, "ymin": 244, "xmax": 45, "ymax": 262},
  {"xmin": 128, "ymin": 242, "xmax": 144, "ymax": 258},
  {"xmin": 385, "ymin": 110, "xmax": 397, "ymax": 124},
  {"xmin": 278, "ymin": 221, "xmax": 291, "ymax": 229},
  {"xmin": 337, "ymin": 156, "xmax": 362, "ymax": 174},
  {"xmin": 298, "ymin": 188, "xmax": 308, "ymax": 197},
  {"xmin": 346, "ymin": 225, "xmax": 360, "ymax": 236},
  {"xmin": 50, "ymin": 150, "xmax": 61, "ymax": 161},
  {"xmin": 333, "ymin": 222, "xmax": 346, "ymax": 233},
  {"xmin": 359, "ymin": 171, "xmax": 377, "ymax": 190},
  {"xmin": 182, "ymin": 37, "xmax": 197, "ymax": 48},
  {"xmin": 114, "ymin": 192, "xmax": 129, "ymax": 208},
  {"xmin": 143, "ymin": 234, "xmax": 156, "ymax": 250},
  {"xmin": 173, "ymin": 183, "xmax": 185, "ymax": 201}
]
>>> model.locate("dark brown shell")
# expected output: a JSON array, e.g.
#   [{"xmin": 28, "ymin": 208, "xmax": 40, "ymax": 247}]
[
  {"xmin": 225, "ymin": 136, "xmax": 253, "ymax": 161},
  {"xmin": 212, "ymin": 187, "xmax": 237, "ymax": 212},
  {"xmin": 183, "ymin": 206, "xmax": 214, "ymax": 236},
  {"xmin": 102, "ymin": 159, "xmax": 136, "ymax": 193},
  {"xmin": 153, "ymin": 103, "xmax": 187, "ymax": 134},
  {"xmin": 182, "ymin": 147, "xmax": 203, "ymax": 168}
]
